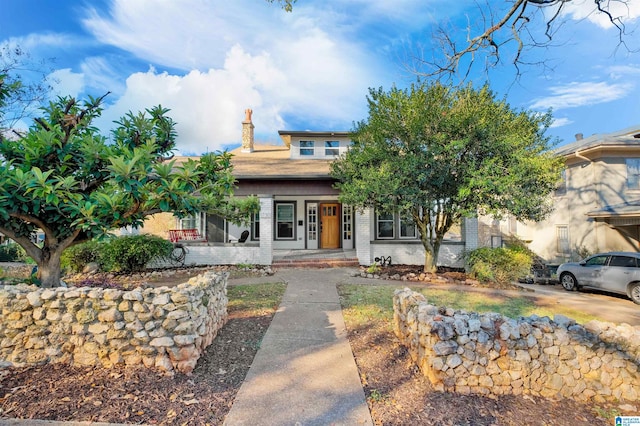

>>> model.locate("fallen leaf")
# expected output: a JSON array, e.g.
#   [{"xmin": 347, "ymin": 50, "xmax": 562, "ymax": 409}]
[{"xmin": 182, "ymin": 398, "xmax": 199, "ymax": 406}]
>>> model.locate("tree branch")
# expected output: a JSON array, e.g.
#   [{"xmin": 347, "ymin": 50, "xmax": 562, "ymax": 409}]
[
  {"xmin": 0, "ymin": 225, "xmax": 42, "ymax": 262},
  {"xmin": 412, "ymin": 0, "xmax": 635, "ymax": 80}
]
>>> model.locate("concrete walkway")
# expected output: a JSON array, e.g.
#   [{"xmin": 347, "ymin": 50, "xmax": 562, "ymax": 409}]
[{"xmin": 223, "ymin": 268, "xmax": 373, "ymax": 426}]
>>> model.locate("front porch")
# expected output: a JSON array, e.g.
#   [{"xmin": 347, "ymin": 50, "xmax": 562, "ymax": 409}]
[{"xmin": 165, "ymin": 198, "xmax": 479, "ymax": 268}]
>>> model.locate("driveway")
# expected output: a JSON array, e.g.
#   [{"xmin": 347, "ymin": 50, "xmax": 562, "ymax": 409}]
[{"xmin": 516, "ymin": 282, "xmax": 640, "ymax": 326}]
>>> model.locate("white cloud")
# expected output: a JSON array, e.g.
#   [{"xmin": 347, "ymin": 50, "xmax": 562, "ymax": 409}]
[
  {"xmin": 530, "ymin": 81, "xmax": 632, "ymax": 110},
  {"xmin": 81, "ymin": 0, "xmax": 282, "ymax": 71},
  {"xmin": 550, "ymin": 117, "xmax": 573, "ymax": 128},
  {"xmin": 83, "ymin": 0, "xmax": 379, "ymax": 154},
  {"xmin": 80, "ymin": 56, "xmax": 126, "ymax": 95},
  {"xmin": 96, "ymin": 46, "xmax": 296, "ymax": 154},
  {"xmin": 606, "ymin": 64, "xmax": 640, "ymax": 80},
  {"xmin": 561, "ymin": 0, "xmax": 640, "ymax": 29},
  {"xmin": 2, "ymin": 32, "xmax": 75, "ymax": 52},
  {"xmin": 48, "ymin": 68, "xmax": 85, "ymax": 98}
]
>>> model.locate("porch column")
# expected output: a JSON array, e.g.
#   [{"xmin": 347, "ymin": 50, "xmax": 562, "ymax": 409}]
[
  {"xmin": 355, "ymin": 208, "xmax": 372, "ymax": 266},
  {"xmin": 258, "ymin": 194, "xmax": 273, "ymax": 265}
]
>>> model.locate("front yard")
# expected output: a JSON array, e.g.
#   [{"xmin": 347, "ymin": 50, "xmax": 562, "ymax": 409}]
[{"xmin": 1, "ymin": 275, "xmax": 633, "ymax": 425}]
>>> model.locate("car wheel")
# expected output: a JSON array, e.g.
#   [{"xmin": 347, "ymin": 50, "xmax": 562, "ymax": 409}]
[
  {"xmin": 629, "ymin": 283, "xmax": 640, "ymax": 305},
  {"xmin": 560, "ymin": 273, "xmax": 578, "ymax": 291}
]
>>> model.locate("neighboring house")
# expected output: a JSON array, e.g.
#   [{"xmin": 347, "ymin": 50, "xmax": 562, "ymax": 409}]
[
  {"xmin": 520, "ymin": 126, "xmax": 640, "ymax": 263},
  {"xmin": 146, "ymin": 110, "xmax": 482, "ymax": 267}
]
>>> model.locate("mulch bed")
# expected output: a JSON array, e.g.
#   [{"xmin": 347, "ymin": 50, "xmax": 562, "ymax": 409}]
[
  {"xmin": 0, "ymin": 298, "xmax": 272, "ymax": 425},
  {"xmin": 347, "ymin": 321, "xmax": 615, "ymax": 426},
  {"xmin": 367, "ymin": 264, "xmax": 525, "ymax": 291}
]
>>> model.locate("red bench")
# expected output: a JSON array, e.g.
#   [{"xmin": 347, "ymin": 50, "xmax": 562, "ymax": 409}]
[{"xmin": 168, "ymin": 229, "xmax": 206, "ymax": 243}]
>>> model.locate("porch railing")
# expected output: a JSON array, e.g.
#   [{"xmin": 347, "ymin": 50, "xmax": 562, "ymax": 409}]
[{"xmin": 168, "ymin": 229, "xmax": 206, "ymax": 243}]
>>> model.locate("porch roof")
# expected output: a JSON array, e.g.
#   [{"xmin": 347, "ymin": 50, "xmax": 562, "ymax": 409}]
[
  {"xmin": 229, "ymin": 145, "xmax": 334, "ymax": 179},
  {"xmin": 587, "ymin": 199, "xmax": 640, "ymax": 225}
]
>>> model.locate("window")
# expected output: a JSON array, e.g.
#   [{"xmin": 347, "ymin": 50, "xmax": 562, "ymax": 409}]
[
  {"xmin": 555, "ymin": 169, "xmax": 567, "ymax": 196},
  {"xmin": 627, "ymin": 159, "xmax": 640, "ymax": 189},
  {"xmin": 491, "ymin": 236, "xmax": 502, "ymax": 248},
  {"xmin": 610, "ymin": 255, "xmax": 637, "ymax": 267},
  {"xmin": 376, "ymin": 213, "xmax": 395, "ymax": 239},
  {"xmin": 307, "ymin": 204, "xmax": 317, "ymax": 241},
  {"xmin": 556, "ymin": 225, "xmax": 570, "ymax": 254},
  {"xmin": 276, "ymin": 203, "xmax": 295, "ymax": 239},
  {"xmin": 300, "ymin": 141, "xmax": 314, "ymax": 156},
  {"xmin": 252, "ymin": 212, "xmax": 260, "ymax": 240},
  {"xmin": 342, "ymin": 205, "xmax": 352, "ymax": 240},
  {"xmin": 399, "ymin": 214, "xmax": 416, "ymax": 239},
  {"xmin": 585, "ymin": 255, "xmax": 608, "ymax": 266},
  {"xmin": 325, "ymin": 141, "xmax": 339, "ymax": 156},
  {"xmin": 180, "ymin": 215, "xmax": 197, "ymax": 230}
]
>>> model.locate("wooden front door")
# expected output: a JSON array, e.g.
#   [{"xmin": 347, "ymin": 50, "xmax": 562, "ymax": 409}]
[{"xmin": 320, "ymin": 203, "xmax": 340, "ymax": 249}]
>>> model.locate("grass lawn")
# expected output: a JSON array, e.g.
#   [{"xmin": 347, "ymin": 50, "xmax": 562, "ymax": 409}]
[
  {"xmin": 227, "ymin": 282, "xmax": 287, "ymax": 315},
  {"xmin": 338, "ymin": 284, "xmax": 601, "ymax": 328}
]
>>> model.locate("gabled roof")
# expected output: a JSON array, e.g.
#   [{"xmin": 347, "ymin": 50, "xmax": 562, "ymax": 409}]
[
  {"xmin": 555, "ymin": 125, "xmax": 640, "ymax": 158},
  {"xmin": 229, "ymin": 144, "xmax": 333, "ymax": 180}
]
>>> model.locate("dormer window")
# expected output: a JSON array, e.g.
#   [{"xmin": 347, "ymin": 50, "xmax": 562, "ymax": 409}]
[
  {"xmin": 300, "ymin": 141, "xmax": 314, "ymax": 156},
  {"xmin": 325, "ymin": 141, "xmax": 339, "ymax": 156}
]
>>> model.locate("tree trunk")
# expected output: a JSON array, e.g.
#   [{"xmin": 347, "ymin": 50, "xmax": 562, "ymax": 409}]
[
  {"xmin": 422, "ymin": 237, "xmax": 442, "ymax": 273},
  {"xmin": 423, "ymin": 250, "xmax": 436, "ymax": 273},
  {"xmin": 37, "ymin": 246, "xmax": 63, "ymax": 288}
]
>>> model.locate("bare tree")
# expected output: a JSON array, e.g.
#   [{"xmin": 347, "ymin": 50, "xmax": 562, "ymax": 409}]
[
  {"xmin": 411, "ymin": 0, "xmax": 637, "ymax": 80},
  {"xmin": 0, "ymin": 45, "xmax": 54, "ymax": 131}
]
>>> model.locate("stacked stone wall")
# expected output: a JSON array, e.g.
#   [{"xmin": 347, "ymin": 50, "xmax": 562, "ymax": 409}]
[
  {"xmin": 393, "ymin": 288, "xmax": 640, "ymax": 403},
  {"xmin": 0, "ymin": 272, "xmax": 228, "ymax": 374}
]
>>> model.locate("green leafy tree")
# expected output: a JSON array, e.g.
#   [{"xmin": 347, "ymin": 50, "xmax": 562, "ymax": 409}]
[
  {"xmin": 0, "ymin": 95, "xmax": 257, "ymax": 287},
  {"xmin": 331, "ymin": 81, "xmax": 563, "ymax": 272}
]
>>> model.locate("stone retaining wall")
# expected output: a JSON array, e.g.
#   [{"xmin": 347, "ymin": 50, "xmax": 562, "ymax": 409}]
[
  {"xmin": 393, "ymin": 288, "xmax": 640, "ymax": 403},
  {"xmin": 0, "ymin": 272, "xmax": 228, "ymax": 374}
]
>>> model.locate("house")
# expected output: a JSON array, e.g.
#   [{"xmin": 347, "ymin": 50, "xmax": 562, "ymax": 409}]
[
  {"xmin": 149, "ymin": 109, "xmax": 482, "ymax": 267},
  {"xmin": 520, "ymin": 126, "xmax": 640, "ymax": 263}
]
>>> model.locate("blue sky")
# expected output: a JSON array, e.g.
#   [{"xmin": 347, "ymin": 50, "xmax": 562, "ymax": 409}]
[{"xmin": 2, "ymin": 0, "xmax": 640, "ymax": 155}]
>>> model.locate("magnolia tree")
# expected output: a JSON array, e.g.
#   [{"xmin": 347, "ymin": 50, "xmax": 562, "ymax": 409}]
[
  {"xmin": 331, "ymin": 81, "xmax": 563, "ymax": 272},
  {"xmin": 0, "ymin": 95, "xmax": 257, "ymax": 287}
]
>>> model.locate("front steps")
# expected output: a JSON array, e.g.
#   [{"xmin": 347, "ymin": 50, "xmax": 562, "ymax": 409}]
[{"xmin": 272, "ymin": 258, "xmax": 360, "ymax": 269}]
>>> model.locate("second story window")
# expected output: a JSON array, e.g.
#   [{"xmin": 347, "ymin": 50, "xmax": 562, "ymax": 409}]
[
  {"xmin": 325, "ymin": 141, "xmax": 339, "ymax": 156},
  {"xmin": 555, "ymin": 169, "xmax": 567, "ymax": 196},
  {"xmin": 300, "ymin": 141, "xmax": 314, "ymax": 156},
  {"xmin": 627, "ymin": 159, "xmax": 640, "ymax": 189}
]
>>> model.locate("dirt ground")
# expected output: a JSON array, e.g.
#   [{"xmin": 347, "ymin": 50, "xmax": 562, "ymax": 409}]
[
  {"xmin": 0, "ymin": 288, "xmax": 272, "ymax": 425},
  {"xmin": 0, "ymin": 266, "xmax": 629, "ymax": 425}
]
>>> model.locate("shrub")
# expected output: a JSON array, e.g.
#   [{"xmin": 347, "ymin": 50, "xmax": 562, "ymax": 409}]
[
  {"xmin": 100, "ymin": 234, "xmax": 173, "ymax": 273},
  {"xmin": 0, "ymin": 243, "xmax": 28, "ymax": 262},
  {"xmin": 465, "ymin": 246, "xmax": 532, "ymax": 284},
  {"xmin": 61, "ymin": 240, "xmax": 104, "ymax": 273}
]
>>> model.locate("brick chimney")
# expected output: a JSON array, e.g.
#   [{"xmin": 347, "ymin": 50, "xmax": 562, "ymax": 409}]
[{"xmin": 241, "ymin": 108, "xmax": 254, "ymax": 153}]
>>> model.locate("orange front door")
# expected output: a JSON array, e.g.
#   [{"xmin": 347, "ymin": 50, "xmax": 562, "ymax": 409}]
[{"xmin": 320, "ymin": 203, "xmax": 340, "ymax": 249}]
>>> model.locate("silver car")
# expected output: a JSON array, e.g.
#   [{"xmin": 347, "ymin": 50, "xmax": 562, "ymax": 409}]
[{"xmin": 557, "ymin": 252, "xmax": 640, "ymax": 304}]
